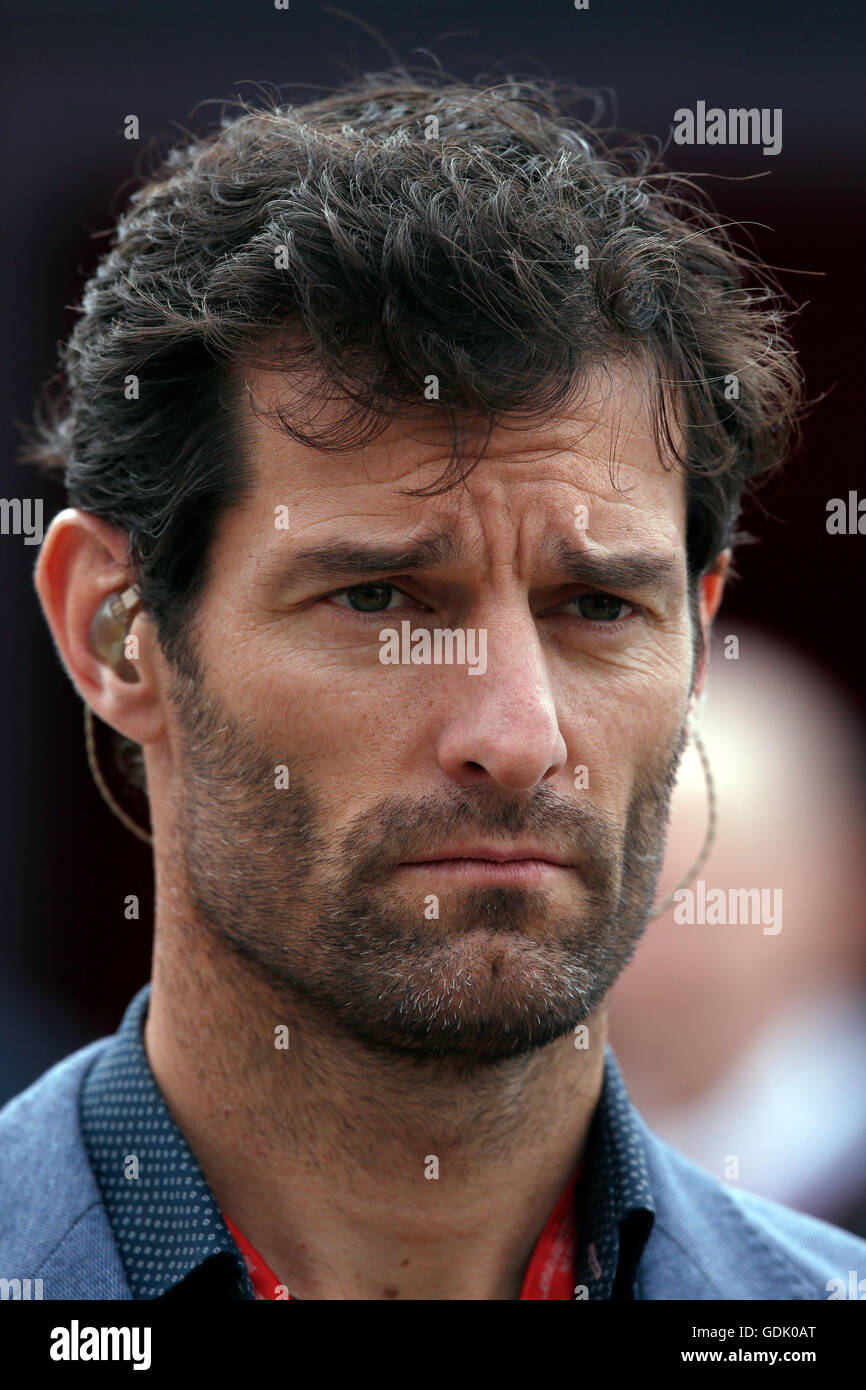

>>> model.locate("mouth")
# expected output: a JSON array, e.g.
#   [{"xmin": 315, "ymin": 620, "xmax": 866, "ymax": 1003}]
[{"xmin": 397, "ymin": 846, "xmax": 576, "ymax": 882}]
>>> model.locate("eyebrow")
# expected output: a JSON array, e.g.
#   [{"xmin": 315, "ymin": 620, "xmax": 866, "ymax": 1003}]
[
  {"xmin": 546, "ymin": 535, "xmax": 680, "ymax": 595},
  {"xmin": 266, "ymin": 530, "xmax": 462, "ymax": 588},
  {"xmin": 264, "ymin": 529, "xmax": 680, "ymax": 596}
]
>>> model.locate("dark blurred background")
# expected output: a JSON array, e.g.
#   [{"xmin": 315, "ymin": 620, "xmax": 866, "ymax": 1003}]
[{"xmin": 1, "ymin": 0, "xmax": 863, "ymax": 1225}]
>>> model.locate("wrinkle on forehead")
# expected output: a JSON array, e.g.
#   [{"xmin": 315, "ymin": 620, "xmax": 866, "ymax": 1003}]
[{"xmin": 238, "ymin": 354, "xmax": 685, "ymax": 508}]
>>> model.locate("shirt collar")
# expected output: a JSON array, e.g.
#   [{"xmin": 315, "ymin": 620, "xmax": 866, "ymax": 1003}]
[
  {"xmin": 80, "ymin": 983, "xmax": 253, "ymax": 1300},
  {"xmin": 574, "ymin": 1043, "xmax": 656, "ymax": 1298},
  {"xmin": 81, "ymin": 983, "xmax": 654, "ymax": 1300}
]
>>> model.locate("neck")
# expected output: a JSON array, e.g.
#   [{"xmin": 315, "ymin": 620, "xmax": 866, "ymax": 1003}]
[{"xmin": 144, "ymin": 921, "xmax": 607, "ymax": 1301}]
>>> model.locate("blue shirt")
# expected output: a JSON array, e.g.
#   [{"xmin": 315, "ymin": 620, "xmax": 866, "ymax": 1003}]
[{"xmin": 80, "ymin": 983, "xmax": 654, "ymax": 1300}]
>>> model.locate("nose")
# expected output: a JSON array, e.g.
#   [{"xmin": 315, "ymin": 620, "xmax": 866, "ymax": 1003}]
[{"xmin": 434, "ymin": 611, "xmax": 569, "ymax": 793}]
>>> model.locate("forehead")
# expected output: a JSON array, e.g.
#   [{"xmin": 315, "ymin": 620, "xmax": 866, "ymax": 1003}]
[{"xmin": 232, "ymin": 358, "xmax": 687, "ymax": 558}]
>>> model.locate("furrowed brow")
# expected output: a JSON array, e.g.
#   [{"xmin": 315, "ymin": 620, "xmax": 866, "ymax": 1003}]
[
  {"xmin": 546, "ymin": 537, "xmax": 681, "ymax": 595},
  {"xmin": 263, "ymin": 530, "xmax": 462, "ymax": 589},
  {"xmin": 262, "ymin": 529, "xmax": 680, "ymax": 597}
]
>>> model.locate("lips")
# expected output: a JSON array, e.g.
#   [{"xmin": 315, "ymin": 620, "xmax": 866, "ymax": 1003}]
[{"xmin": 400, "ymin": 844, "xmax": 574, "ymax": 867}]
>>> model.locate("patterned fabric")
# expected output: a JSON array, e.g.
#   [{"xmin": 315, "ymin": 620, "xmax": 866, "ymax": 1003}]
[
  {"xmin": 575, "ymin": 1046, "xmax": 656, "ymax": 1299},
  {"xmin": 80, "ymin": 983, "xmax": 655, "ymax": 1300},
  {"xmin": 79, "ymin": 985, "xmax": 253, "ymax": 1301}
]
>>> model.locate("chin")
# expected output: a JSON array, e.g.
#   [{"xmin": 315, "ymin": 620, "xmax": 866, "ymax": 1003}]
[{"xmin": 338, "ymin": 945, "xmax": 599, "ymax": 1064}]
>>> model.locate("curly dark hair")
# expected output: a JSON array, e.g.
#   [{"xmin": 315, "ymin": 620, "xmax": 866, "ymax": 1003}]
[{"xmin": 23, "ymin": 67, "xmax": 803, "ymax": 671}]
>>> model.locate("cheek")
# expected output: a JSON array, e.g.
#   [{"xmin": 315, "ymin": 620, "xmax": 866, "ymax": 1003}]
[
  {"xmin": 558, "ymin": 663, "xmax": 690, "ymax": 810},
  {"xmin": 234, "ymin": 649, "xmax": 419, "ymax": 791},
  {"xmin": 218, "ymin": 613, "xmax": 691, "ymax": 813}
]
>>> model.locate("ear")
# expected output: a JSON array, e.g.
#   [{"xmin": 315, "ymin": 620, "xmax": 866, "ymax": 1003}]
[
  {"xmin": 34, "ymin": 508, "xmax": 166, "ymax": 745},
  {"xmin": 691, "ymin": 548, "xmax": 731, "ymax": 704}
]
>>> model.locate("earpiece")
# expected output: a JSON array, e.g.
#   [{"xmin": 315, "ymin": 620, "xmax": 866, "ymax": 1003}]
[
  {"xmin": 88, "ymin": 584, "xmax": 142, "ymax": 683},
  {"xmin": 83, "ymin": 583, "xmax": 153, "ymax": 844}
]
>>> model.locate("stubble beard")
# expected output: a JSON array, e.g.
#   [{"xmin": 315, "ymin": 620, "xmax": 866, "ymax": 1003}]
[{"xmin": 168, "ymin": 647, "xmax": 686, "ymax": 1067}]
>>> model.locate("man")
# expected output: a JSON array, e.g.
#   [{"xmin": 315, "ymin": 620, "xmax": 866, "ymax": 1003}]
[{"xmin": 2, "ymin": 69, "xmax": 863, "ymax": 1300}]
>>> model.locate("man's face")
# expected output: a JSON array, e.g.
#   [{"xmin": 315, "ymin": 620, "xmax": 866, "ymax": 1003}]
[{"xmin": 162, "ymin": 363, "xmax": 699, "ymax": 1066}]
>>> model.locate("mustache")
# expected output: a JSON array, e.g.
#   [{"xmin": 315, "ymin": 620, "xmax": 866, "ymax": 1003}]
[
  {"xmin": 329, "ymin": 729, "xmax": 688, "ymax": 894},
  {"xmin": 331, "ymin": 783, "xmax": 618, "ymax": 887}
]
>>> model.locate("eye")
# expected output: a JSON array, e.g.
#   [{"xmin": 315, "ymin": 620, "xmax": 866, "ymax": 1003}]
[
  {"xmin": 324, "ymin": 584, "xmax": 638, "ymax": 626},
  {"xmin": 562, "ymin": 592, "xmax": 635, "ymax": 623},
  {"xmin": 328, "ymin": 582, "xmax": 410, "ymax": 615}
]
